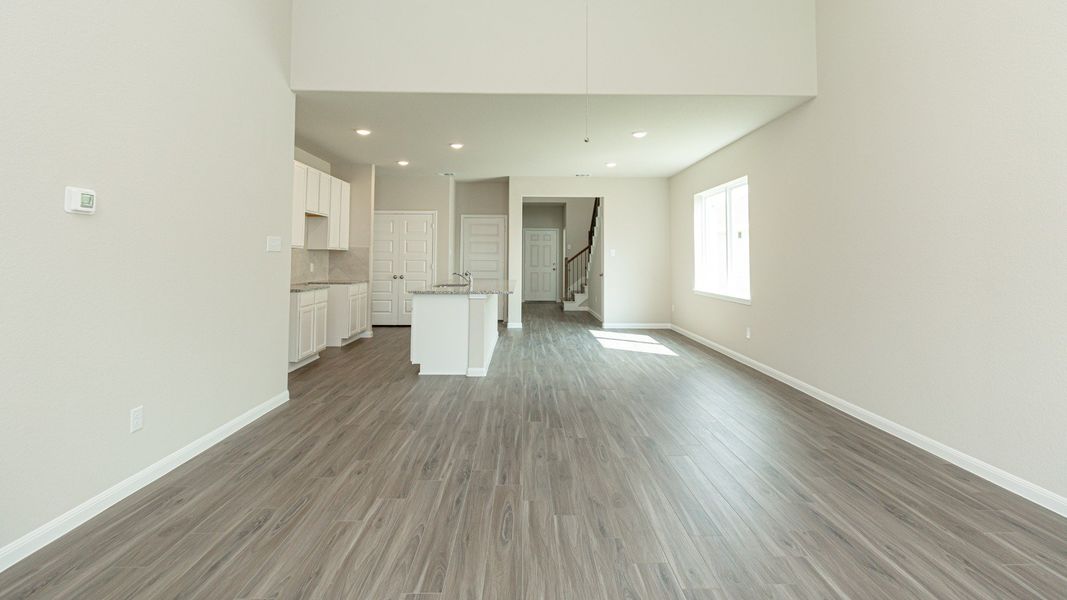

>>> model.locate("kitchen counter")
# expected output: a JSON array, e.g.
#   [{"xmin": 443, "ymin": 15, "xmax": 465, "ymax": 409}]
[
  {"xmin": 409, "ymin": 279, "xmax": 514, "ymax": 296},
  {"xmin": 290, "ymin": 284, "xmax": 330, "ymax": 293},
  {"xmin": 306, "ymin": 280, "xmax": 369, "ymax": 285},
  {"xmin": 410, "ymin": 280, "xmax": 515, "ymax": 377}
]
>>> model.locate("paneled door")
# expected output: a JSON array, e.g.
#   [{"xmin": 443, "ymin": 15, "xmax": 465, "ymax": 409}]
[
  {"xmin": 461, "ymin": 215, "xmax": 507, "ymax": 317},
  {"xmin": 372, "ymin": 211, "xmax": 436, "ymax": 326},
  {"xmin": 523, "ymin": 228, "xmax": 559, "ymax": 302}
]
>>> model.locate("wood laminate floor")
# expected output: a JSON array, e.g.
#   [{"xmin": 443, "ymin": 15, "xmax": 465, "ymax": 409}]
[{"xmin": 3, "ymin": 303, "xmax": 1066, "ymax": 599}]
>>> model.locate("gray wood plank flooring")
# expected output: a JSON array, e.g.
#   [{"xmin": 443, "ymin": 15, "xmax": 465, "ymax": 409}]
[{"xmin": 2, "ymin": 303, "xmax": 1066, "ymax": 599}]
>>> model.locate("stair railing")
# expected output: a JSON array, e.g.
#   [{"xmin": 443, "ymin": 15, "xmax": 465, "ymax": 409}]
[{"xmin": 565, "ymin": 245, "xmax": 591, "ymax": 301}]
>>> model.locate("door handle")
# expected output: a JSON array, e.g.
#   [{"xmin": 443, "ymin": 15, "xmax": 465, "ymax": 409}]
[
  {"xmin": 393, "ymin": 275, "xmax": 398, "ymax": 279},
  {"xmin": 399, "ymin": 275, "xmax": 405, "ymax": 279}
]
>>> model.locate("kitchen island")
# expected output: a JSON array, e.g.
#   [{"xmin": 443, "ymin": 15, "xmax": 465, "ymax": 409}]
[{"xmin": 409, "ymin": 280, "xmax": 514, "ymax": 376}]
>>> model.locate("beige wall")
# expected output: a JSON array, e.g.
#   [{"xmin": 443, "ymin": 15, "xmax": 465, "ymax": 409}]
[
  {"xmin": 508, "ymin": 178, "xmax": 670, "ymax": 327},
  {"xmin": 669, "ymin": 0, "xmax": 1067, "ymax": 499},
  {"xmin": 522, "ymin": 204, "xmax": 565, "ymax": 229},
  {"xmin": 0, "ymin": 0, "xmax": 294, "ymax": 552},
  {"xmin": 292, "ymin": 0, "xmax": 816, "ymax": 95},
  {"xmin": 375, "ymin": 175, "xmax": 454, "ymax": 283}
]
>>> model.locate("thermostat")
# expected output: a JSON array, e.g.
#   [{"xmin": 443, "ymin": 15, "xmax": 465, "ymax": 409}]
[{"xmin": 65, "ymin": 186, "xmax": 96, "ymax": 214}]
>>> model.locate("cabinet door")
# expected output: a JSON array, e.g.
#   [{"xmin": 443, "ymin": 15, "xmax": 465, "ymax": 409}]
[
  {"xmin": 298, "ymin": 305, "xmax": 315, "ymax": 358},
  {"xmin": 349, "ymin": 295, "xmax": 362, "ymax": 337},
  {"xmin": 306, "ymin": 168, "xmax": 320, "ymax": 213},
  {"xmin": 328, "ymin": 178, "xmax": 342, "ymax": 248},
  {"xmin": 291, "ymin": 162, "xmax": 307, "ymax": 248},
  {"xmin": 339, "ymin": 181, "xmax": 351, "ymax": 250},
  {"xmin": 318, "ymin": 174, "xmax": 331, "ymax": 216},
  {"xmin": 314, "ymin": 302, "xmax": 328, "ymax": 351},
  {"xmin": 358, "ymin": 291, "xmax": 368, "ymax": 332}
]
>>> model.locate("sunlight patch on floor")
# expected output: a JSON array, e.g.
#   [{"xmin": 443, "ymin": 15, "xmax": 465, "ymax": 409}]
[{"xmin": 590, "ymin": 330, "xmax": 678, "ymax": 356}]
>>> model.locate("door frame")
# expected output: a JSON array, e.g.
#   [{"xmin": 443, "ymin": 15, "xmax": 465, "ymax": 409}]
[
  {"xmin": 522, "ymin": 227, "xmax": 561, "ymax": 302},
  {"xmin": 372, "ymin": 209, "xmax": 438, "ymax": 325}
]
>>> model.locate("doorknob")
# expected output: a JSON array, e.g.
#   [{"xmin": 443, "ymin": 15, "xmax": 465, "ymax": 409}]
[
  {"xmin": 392, "ymin": 275, "xmax": 398, "ymax": 279},
  {"xmin": 399, "ymin": 275, "xmax": 405, "ymax": 279}
]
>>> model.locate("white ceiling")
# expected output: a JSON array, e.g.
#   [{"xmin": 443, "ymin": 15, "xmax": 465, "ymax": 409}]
[{"xmin": 294, "ymin": 92, "xmax": 810, "ymax": 181}]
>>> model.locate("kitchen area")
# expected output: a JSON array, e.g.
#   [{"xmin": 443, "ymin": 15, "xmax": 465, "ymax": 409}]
[
  {"xmin": 287, "ymin": 149, "xmax": 375, "ymax": 372},
  {"xmin": 286, "ymin": 146, "xmax": 514, "ymax": 377}
]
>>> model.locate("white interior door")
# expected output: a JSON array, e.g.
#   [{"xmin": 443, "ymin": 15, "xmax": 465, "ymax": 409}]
[
  {"xmin": 372, "ymin": 211, "xmax": 436, "ymax": 326},
  {"xmin": 524, "ymin": 228, "xmax": 559, "ymax": 302},
  {"xmin": 399, "ymin": 213, "xmax": 434, "ymax": 325},
  {"xmin": 462, "ymin": 215, "xmax": 507, "ymax": 317},
  {"xmin": 372, "ymin": 213, "xmax": 401, "ymax": 325}
]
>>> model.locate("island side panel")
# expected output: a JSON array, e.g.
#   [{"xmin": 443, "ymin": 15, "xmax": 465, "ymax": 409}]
[{"xmin": 411, "ymin": 294, "xmax": 470, "ymax": 375}]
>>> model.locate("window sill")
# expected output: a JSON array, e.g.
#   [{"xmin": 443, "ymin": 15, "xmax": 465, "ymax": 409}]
[{"xmin": 693, "ymin": 289, "xmax": 751, "ymax": 305}]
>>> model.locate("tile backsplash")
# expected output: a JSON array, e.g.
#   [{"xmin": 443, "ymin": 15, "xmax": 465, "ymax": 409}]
[
  {"xmin": 329, "ymin": 246, "xmax": 370, "ymax": 282},
  {"xmin": 290, "ymin": 248, "xmax": 329, "ymax": 284}
]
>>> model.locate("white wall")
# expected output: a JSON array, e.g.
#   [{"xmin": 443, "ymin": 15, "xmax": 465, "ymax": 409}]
[
  {"xmin": 508, "ymin": 178, "xmax": 670, "ymax": 327},
  {"xmin": 670, "ymin": 0, "xmax": 1067, "ymax": 500},
  {"xmin": 0, "ymin": 0, "xmax": 294, "ymax": 552},
  {"xmin": 522, "ymin": 204, "xmax": 565, "ymax": 229},
  {"xmin": 375, "ymin": 175, "xmax": 454, "ymax": 283},
  {"xmin": 291, "ymin": 0, "xmax": 816, "ymax": 96}
]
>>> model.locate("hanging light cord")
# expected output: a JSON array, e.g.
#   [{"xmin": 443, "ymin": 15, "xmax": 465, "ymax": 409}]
[{"xmin": 584, "ymin": 0, "xmax": 590, "ymax": 143}]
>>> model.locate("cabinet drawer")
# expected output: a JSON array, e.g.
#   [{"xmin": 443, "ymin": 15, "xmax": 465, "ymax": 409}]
[
  {"xmin": 298, "ymin": 291, "xmax": 316, "ymax": 307},
  {"xmin": 314, "ymin": 289, "xmax": 328, "ymax": 304}
]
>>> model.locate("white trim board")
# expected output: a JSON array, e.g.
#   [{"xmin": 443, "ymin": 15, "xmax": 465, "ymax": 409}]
[
  {"xmin": 602, "ymin": 322, "xmax": 671, "ymax": 330},
  {"xmin": 668, "ymin": 324, "xmax": 1067, "ymax": 519},
  {"xmin": 587, "ymin": 307, "xmax": 604, "ymax": 323},
  {"xmin": 0, "ymin": 390, "xmax": 290, "ymax": 574}
]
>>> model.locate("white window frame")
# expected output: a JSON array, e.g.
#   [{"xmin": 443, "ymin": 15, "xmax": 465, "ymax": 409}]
[{"xmin": 693, "ymin": 175, "xmax": 751, "ymax": 305}]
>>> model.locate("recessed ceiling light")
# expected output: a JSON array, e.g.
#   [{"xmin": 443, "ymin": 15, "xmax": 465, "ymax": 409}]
[
  {"xmin": 449, "ymin": 142, "xmax": 464, "ymax": 150},
  {"xmin": 631, "ymin": 131, "xmax": 648, "ymax": 139},
  {"xmin": 606, "ymin": 162, "xmax": 617, "ymax": 168},
  {"xmin": 354, "ymin": 129, "xmax": 371, "ymax": 136},
  {"xmin": 397, "ymin": 160, "xmax": 409, "ymax": 166}
]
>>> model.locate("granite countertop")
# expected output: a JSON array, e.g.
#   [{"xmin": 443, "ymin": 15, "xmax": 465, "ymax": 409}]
[
  {"xmin": 410, "ymin": 279, "xmax": 515, "ymax": 295},
  {"xmin": 291, "ymin": 280, "xmax": 368, "ymax": 293},
  {"xmin": 289, "ymin": 284, "xmax": 330, "ymax": 293}
]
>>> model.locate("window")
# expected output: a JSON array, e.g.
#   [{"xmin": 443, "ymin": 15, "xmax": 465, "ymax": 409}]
[{"xmin": 694, "ymin": 176, "xmax": 750, "ymax": 303}]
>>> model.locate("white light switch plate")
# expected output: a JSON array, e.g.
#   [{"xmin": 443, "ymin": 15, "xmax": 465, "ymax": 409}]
[
  {"xmin": 266, "ymin": 236, "xmax": 282, "ymax": 252},
  {"xmin": 130, "ymin": 406, "xmax": 144, "ymax": 432}
]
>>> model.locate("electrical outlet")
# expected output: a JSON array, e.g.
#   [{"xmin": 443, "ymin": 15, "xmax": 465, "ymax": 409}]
[
  {"xmin": 309, "ymin": 262, "xmax": 315, "ymax": 273},
  {"xmin": 130, "ymin": 406, "xmax": 144, "ymax": 433},
  {"xmin": 745, "ymin": 326, "xmax": 751, "ymax": 340}
]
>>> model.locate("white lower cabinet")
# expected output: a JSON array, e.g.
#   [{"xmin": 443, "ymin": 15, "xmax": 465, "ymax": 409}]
[
  {"xmin": 326, "ymin": 282, "xmax": 370, "ymax": 346},
  {"xmin": 289, "ymin": 288, "xmax": 329, "ymax": 364}
]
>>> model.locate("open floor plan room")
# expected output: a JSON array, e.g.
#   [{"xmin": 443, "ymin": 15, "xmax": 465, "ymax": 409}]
[{"xmin": 3, "ymin": 0, "xmax": 1067, "ymax": 598}]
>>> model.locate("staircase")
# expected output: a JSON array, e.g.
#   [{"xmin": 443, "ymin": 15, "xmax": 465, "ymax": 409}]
[{"xmin": 563, "ymin": 198, "xmax": 600, "ymax": 312}]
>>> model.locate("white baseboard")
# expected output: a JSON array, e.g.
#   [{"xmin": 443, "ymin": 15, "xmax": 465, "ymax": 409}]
[
  {"xmin": 506, "ymin": 322, "xmax": 523, "ymax": 329},
  {"xmin": 669, "ymin": 324, "xmax": 1067, "ymax": 518},
  {"xmin": 562, "ymin": 304, "xmax": 589, "ymax": 313},
  {"xmin": 0, "ymin": 390, "xmax": 290, "ymax": 574},
  {"xmin": 466, "ymin": 367, "xmax": 488, "ymax": 377},
  {"xmin": 602, "ymin": 322, "xmax": 671, "ymax": 329},
  {"xmin": 359, "ymin": 330, "xmax": 373, "ymax": 338},
  {"xmin": 587, "ymin": 307, "xmax": 603, "ymax": 323}
]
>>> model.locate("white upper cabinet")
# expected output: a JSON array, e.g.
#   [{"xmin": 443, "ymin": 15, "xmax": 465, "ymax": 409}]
[
  {"xmin": 328, "ymin": 177, "xmax": 342, "ymax": 249},
  {"xmin": 318, "ymin": 171, "xmax": 331, "ymax": 216},
  {"xmin": 339, "ymin": 180, "xmax": 351, "ymax": 250},
  {"xmin": 291, "ymin": 161, "xmax": 307, "ymax": 248},
  {"xmin": 306, "ymin": 167, "xmax": 321, "ymax": 214},
  {"xmin": 293, "ymin": 161, "xmax": 352, "ymax": 251}
]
